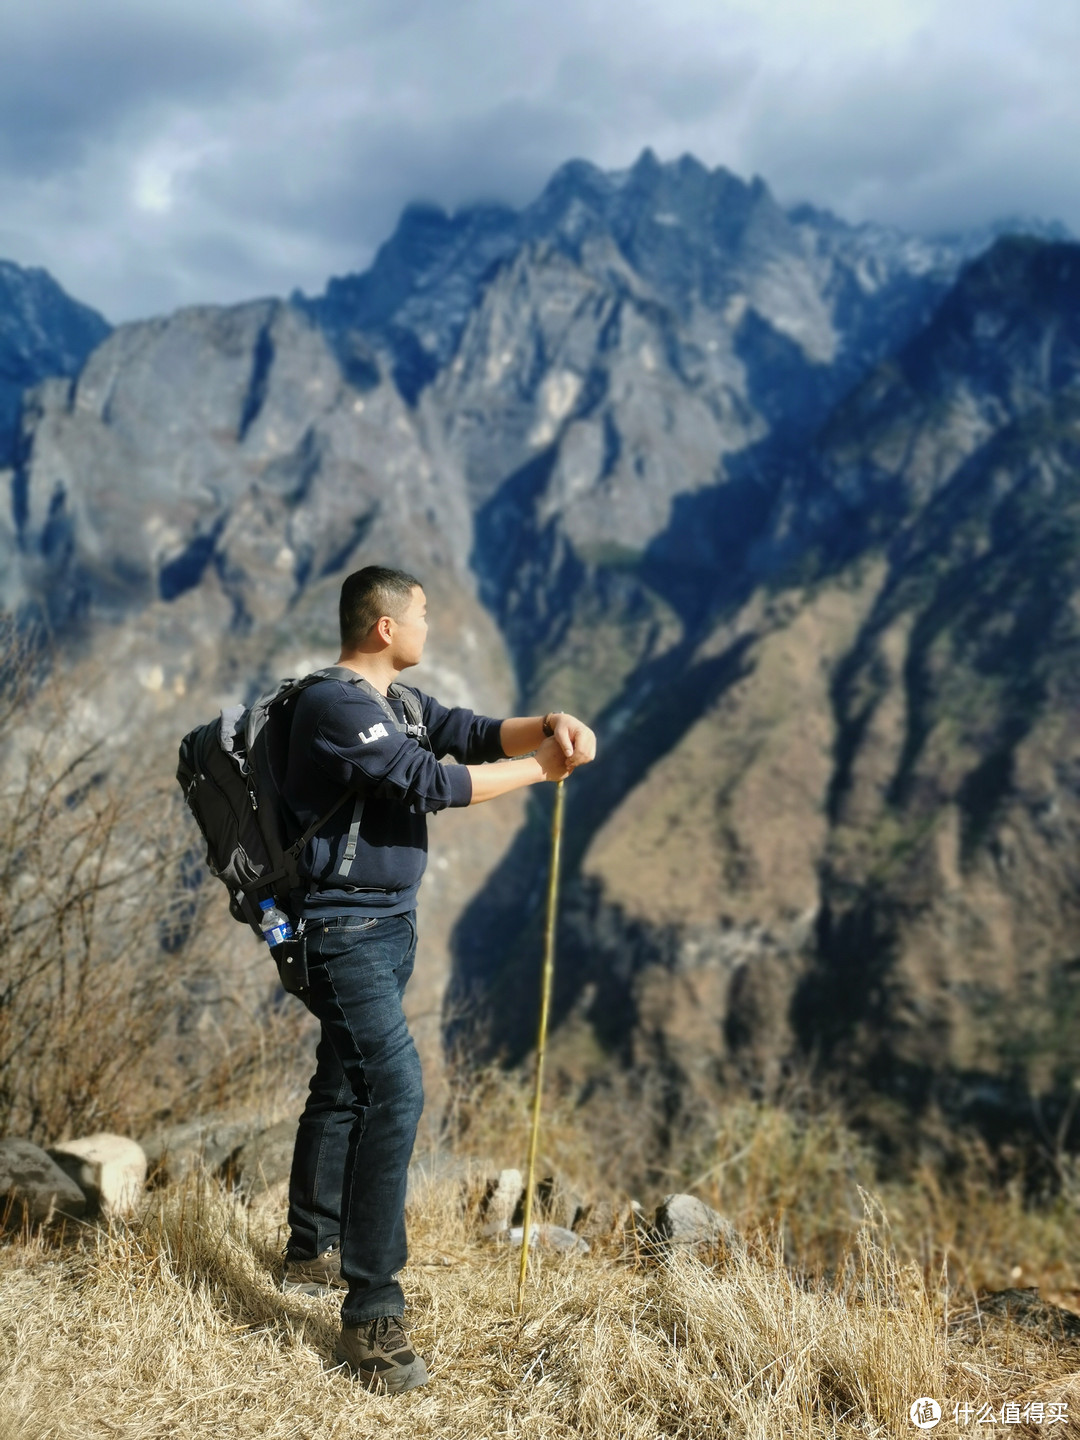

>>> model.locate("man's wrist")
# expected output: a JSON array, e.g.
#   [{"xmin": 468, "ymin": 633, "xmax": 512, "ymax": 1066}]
[{"xmin": 542, "ymin": 712, "xmax": 558, "ymax": 738}]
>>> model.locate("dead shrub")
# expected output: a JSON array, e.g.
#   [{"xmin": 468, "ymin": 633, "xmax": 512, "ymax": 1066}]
[{"xmin": 0, "ymin": 626, "xmax": 315, "ymax": 1145}]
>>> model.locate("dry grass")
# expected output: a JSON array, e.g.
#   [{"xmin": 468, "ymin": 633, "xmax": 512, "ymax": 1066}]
[
  {"xmin": 3, "ymin": 1082, "xmax": 1080, "ymax": 1440},
  {"xmin": 0, "ymin": 1178, "xmax": 935, "ymax": 1440}
]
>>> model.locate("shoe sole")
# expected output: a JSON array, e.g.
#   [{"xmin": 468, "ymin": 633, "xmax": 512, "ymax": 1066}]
[{"xmin": 332, "ymin": 1350, "xmax": 430, "ymax": 1394}]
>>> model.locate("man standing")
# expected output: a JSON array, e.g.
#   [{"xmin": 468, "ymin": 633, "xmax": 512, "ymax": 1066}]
[{"xmin": 280, "ymin": 565, "xmax": 595, "ymax": 1394}]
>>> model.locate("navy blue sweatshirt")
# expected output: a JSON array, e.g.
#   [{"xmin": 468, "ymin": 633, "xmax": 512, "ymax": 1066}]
[{"xmin": 283, "ymin": 676, "xmax": 506, "ymax": 919}]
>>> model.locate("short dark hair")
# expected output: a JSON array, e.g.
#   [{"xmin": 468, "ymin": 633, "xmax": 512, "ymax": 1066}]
[{"xmin": 339, "ymin": 565, "xmax": 422, "ymax": 650}]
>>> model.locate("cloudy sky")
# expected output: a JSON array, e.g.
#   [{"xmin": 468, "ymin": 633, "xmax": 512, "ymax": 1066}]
[{"xmin": 1, "ymin": 0, "xmax": 1074, "ymax": 322}]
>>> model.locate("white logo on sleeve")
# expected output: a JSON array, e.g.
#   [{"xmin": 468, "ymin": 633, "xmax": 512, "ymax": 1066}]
[{"xmin": 358, "ymin": 722, "xmax": 389, "ymax": 744}]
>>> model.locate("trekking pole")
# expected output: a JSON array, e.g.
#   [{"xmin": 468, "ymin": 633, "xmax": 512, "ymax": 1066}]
[{"xmin": 515, "ymin": 776, "xmax": 566, "ymax": 1315}]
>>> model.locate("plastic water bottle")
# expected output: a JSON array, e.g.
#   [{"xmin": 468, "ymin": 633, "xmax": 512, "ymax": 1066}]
[{"xmin": 259, "ymin": 898, "xmax": 294, "ymax": 949}]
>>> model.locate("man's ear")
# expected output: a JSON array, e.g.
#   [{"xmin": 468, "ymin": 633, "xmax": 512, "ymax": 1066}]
[{"xmin": 375, "ymin": 614, "xmax": 394, "ymax": 645}]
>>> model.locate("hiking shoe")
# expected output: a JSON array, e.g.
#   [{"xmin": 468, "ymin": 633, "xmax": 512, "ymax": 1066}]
[
  {"xmin": 281, "ymin": 1246, "xmax": 347, "ymax": 1297},
  {"xmin": 334, "ymin": 1315, "xmax": 429, "ymax": 1394}
]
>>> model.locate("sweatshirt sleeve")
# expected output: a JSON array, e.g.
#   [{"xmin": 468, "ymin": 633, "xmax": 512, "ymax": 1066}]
[
  {"xmin": 310, "ymin": 685, "xmax": 473, "ymax": 810},
  {"xmin": 414, "ymin": 688, "xmax": 506, "ymax": 764}
]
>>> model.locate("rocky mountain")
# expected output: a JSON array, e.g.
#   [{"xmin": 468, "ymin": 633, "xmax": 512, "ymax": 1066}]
[
  {"xmin": 0, "ymin": 261, "xmax": 110, "ymax": 465},
  {"xmin": 304, "ymin": 151, "xmax": 966, "ymax": 422},
  {"xmin": 2, "ymin": 152, "xmax": 1076, "ymax": 1164},
  {"xmin": 454, "ymin": 234, "xmax": 1080, "ymax": 1166},
  {"xmin": 301, "ymin": 152, "xmax": 991, "ymax": 723},
  {"xmin": 784, "ymin": 238, "xmax": 1080, "ymax": 1151}
]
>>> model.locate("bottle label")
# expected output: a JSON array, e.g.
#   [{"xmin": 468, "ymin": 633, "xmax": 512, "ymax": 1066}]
[{"xmin": 265, "ymin": 922, "xmax": 293, "ymax": 947}]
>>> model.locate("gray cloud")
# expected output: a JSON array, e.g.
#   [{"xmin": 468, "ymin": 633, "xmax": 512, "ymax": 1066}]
[
  {"xmin": 0, "ymin": 3, "xmax": 280, "ymax": 173},
  {"xmin": 0, "ymin": 0, "xmax": 1074, "ymax": 321}
]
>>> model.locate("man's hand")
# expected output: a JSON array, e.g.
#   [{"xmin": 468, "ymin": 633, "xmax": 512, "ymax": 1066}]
[
  {"xmin": 548, "ymin": 712, "xmax": 597, "ymax": 770},
  {"xmin": 470, "ymin": 716, "xmax": 588, "ymax": 804},
  {"xmin": 536, "ymin": 735, "xmax": 573, "ymax": 781},
  {"xmin": 498, "ymin": 712, "xmax": 598, "ymax": 768}
]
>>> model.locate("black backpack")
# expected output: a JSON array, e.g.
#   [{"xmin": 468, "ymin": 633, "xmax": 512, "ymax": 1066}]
[{"xmin": 176, "ymin": 667, "xmax": 427, "ymax": 940}]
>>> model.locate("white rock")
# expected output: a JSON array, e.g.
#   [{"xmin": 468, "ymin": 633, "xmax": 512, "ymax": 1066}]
[
  {"xmin": 482, "ymin": 1167, "xmax": 523, "ymax": 1229},
  {"xmin": 49, "ymin": 1134, "xmax": 147, "ymax": 1219}
]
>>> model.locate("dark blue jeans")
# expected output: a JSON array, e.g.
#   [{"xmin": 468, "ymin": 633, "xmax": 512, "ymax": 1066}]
[{"xmin": 285, "ymin": 912, "xmax": 424, "ymax": 1324}]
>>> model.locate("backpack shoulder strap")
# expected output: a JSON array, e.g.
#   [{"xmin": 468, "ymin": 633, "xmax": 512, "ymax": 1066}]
[
  {"xmin": 302, "ymin": 669, "xmax": 429, "ymax": 747},
  {"xmin": 387, "ymin": 682, "xmax": 429, "ymax": 748},
  {"xmin": 303, "ymin": 667, "xmax": 405, "ymax": 732}
]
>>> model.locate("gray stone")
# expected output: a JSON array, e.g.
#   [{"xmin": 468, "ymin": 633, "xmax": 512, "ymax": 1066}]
[
  {"xmin": 141, "ymin": 1115, "xmax": 262, "ymax": 1183},
  {"xmin": 504, "ymin": 1222, "xmax": 589, "ymax": 1255},
  {"xmin": 225, "ymin": 1118, "xmax": 297, "ymax": 1199},
  {"xmin": 406, "ymin": 1150, "xmax": 498, "ymax": 1205},
  {"xmin": 477, "ymin": 1169, "xmax": 587, "ymax": 1233},
  {"xmin": 653, "ymin": 1193, "xmax": 744, "ymax": 1253},
  {"xmin": 477, "ymin": 1165, "xmax": 588, "ymax": 1237},
  {"xmin": 0, "ymin": 1138, "xmax": 86, "ymax": 1226},
  {"xmin": 48, "ymin": 1134, "xmax": 146, "ymax": 1219}
]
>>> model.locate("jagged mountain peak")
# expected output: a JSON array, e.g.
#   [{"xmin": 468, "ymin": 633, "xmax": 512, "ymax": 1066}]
[
  {"xmin": 302, "ymin": 152, "xmax": 858, "ymax": 407},
  {"xmin": 815, "ymin": 236, "xmax": 1080, "ymax": 426},
  {"xmin": 0, "ymin": 263, "xmax": 110, "ymax": 383},
  {"xmin": 298, "ymin": 195, "xmax": 521, "ymax": 401},
  {"xmin": 383, "ymin": 196, "xmax": 519, "ymax": 264},
  {"xmin": 772, "ymin": 234, "xmax": 1080, "ymax": 575},
  {"xmin": 528, "ymin": 149, "xmax": 781, "ymax": 247},
  {"xmin": 311, "ymin": 198, "xmax": 519, "ymax": 324},
  {"xmin": 532, "ymin": 154, "xmax": 618, "ymax": 206},
  {"xmin": 304, "ymin": 150, "xmax": 1045, "ymax": 414}
]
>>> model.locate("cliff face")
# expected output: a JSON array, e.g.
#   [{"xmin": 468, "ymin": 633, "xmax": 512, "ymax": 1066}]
[
  {"xmin": 0, "ymin": 262, "xmax": 110, "ymax": 592},
  {"xmin": 3, "ymin": 155, "xmax": 1076, "ymax": 1156},
  {"xmin": 0, "ymin": 261, "xmax": 109, "ymax": 464}
]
